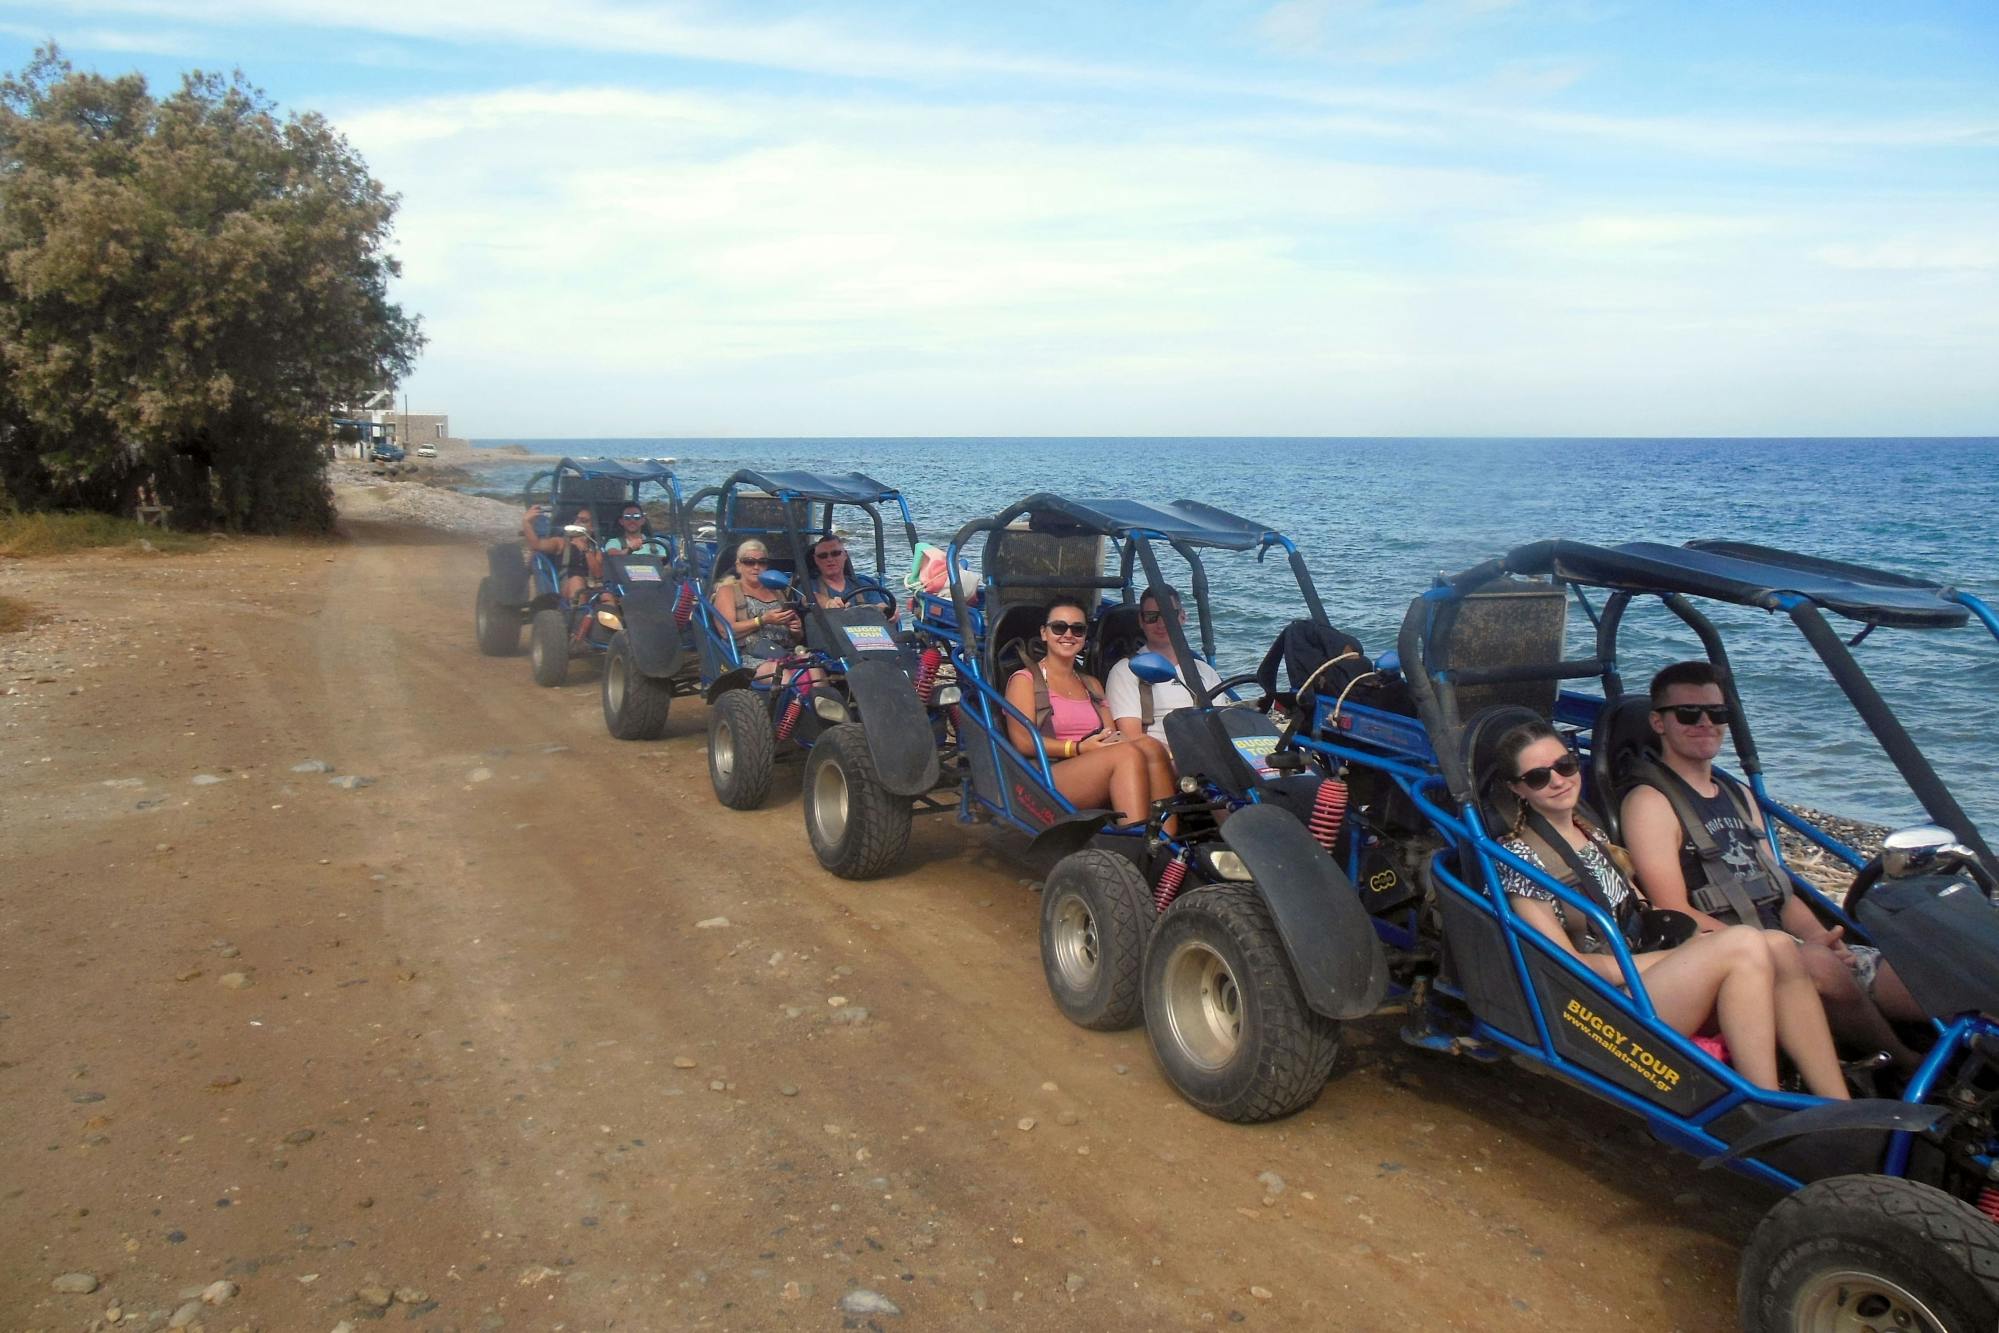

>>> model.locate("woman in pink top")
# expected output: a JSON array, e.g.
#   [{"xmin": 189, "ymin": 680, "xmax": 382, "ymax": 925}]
[{"xmin": 1003, "ymin": 600, "xmax": 1174, "ymax": 826}]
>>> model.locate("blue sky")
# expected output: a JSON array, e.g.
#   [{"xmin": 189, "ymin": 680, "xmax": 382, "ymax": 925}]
[{"xmin": 4, "ymin": 1, "xmax": 1995, "ymax": 437}]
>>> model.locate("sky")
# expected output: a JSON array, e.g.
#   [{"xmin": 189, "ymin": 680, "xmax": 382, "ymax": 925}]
[{"xmin": 3, "ymin": 1, "xmax": 1996, "ymax": 438}]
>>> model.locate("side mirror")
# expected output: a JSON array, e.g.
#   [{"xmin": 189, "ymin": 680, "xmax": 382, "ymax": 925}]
[
  {"xmin": 563, "ymin": 524, "xmax": 588, "ymax": 537},
  {"xmin": 1127, "ymin": 651, "xmax": 1178, "ymax": 685},
  {"xmin": 758, "ymin": 569, "xmax": 792, "ymax": 591},
  {"xmin": 1882, "ymin": 824, "xmax": 1958, "ymax": 878},
  {"xmin": 1373, "ymin": 650, "xmax": 1401, "ymax": 676}
]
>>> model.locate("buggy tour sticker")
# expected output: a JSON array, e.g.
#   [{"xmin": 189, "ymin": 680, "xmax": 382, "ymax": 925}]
[
  {"xmin": 1230, "ymin": 734, "xmax": 1280, "ymax": 778},
  {"xmin": 624, "ymin": 565, "xmax": 661, "ymax": 582},
  {"xmin": 844, "ymin": 623, "xmax": 897, "ymax": 653},
  {"xmin": 1562, "ymin": 997, "xmax": 1682, "ymax": 1093}
]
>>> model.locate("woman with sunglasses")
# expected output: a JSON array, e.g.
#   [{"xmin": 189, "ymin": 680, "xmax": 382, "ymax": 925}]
[
  {"xmin": 1002, "ymin": 600, "xmax": 1174, "ymax": 827},
  {"xmin": 713, "ymin": 539, "xmax": 802, "ymax": 678},
  {"xmin": 1492, "ymin": 719, "xmax": 1848, "ymax": 1099},
  {"xmin": 807, "ymin": 534, "xmax": 894, "ymax": 620}
]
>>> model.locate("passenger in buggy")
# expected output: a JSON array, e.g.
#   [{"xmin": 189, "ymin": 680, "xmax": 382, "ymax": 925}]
[
  {"xmin": 1003, "ymin": 600, "xmax": 1174, "ymax": 827},
  {"xmin": 1493, "ymin": 719, "xmax": 1849, "ymax": 1099},
  {"xmin": 521, "ymin": 503, "xmax": 604, "ymax": 604},
  {"xmin": 1104, "ymin": 585, "xmax": 1223, "ymax": 754},
  {"xmin": 1620, "ymin": 661, "xmax": 1924, "ymax": 1071},
  {"xmin": 713, "ymin": 539, "xmax": 806, "ymax": 683}
]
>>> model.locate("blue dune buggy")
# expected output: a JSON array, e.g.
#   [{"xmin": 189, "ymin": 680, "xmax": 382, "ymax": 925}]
[
  {"xmin": 473, "ymin": 457, "xmax": 688, "ymax": 692},
  {"xmin": 916, "ymin": 494, "xmax": 1391, "ymax": 1068},
  {"xmin": 1157, "ymin": 537, "xmax": 1999, "ymax": 1331},
  {"xmin": 676, "ymin": 470, "xmax": 944, "ymax": 874}
]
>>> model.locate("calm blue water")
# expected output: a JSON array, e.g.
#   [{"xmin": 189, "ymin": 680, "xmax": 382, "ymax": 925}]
[{"xmin": 466, "ymin": 437, "xmax": 1999, "ymax": 833}]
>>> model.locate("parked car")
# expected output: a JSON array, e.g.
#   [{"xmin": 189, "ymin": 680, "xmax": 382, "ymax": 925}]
[
  {"xmin": 415, "ymin": 444, "xmax": 437, "ymax": 458},
  {"xmin": 369, "ymin": 443, "xmax": 406, "ymax": 463}
]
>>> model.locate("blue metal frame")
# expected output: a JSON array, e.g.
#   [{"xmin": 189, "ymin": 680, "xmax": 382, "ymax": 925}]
[
  {"xmin": 1289, "ymin": 540, "xmax": 1998, "ymax": 1200},
  {"xmin": 522, "ymin": 457, "xmax": 689, "ymax": 655}
]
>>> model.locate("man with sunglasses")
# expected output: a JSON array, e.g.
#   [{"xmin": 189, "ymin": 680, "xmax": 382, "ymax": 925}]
[
  {"xmin": 1104, "ymin": 585, "xmax": 1222, "ymax": 751},
  {"xmin": 603, "ymin": 506, "xmax": 670, "ymax": 558},
  {"xmin": 1622, "ymin": 661, "xmax": 1923, "ymax": 1067}
]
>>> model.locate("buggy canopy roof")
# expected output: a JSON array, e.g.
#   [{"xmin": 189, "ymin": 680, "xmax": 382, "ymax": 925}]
[
  {"xmin": 555, "ymin": 457, "xmax": 679, "ymax": 483},
  {"xmin": 1480, "ymin": 538, "xmax": 1970, "ymax": 631},
  {"xmin": 724, "ymin": 470, "xmax": 904, "ymax": 505},
  {"xmin": 993, "ymin": 494, "xmax": 1283, "ymax": 552}
]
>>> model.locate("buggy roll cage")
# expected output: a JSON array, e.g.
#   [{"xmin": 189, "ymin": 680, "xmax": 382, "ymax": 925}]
[
  {"xmin": 1399, "ymin": 538, "xmax": 1998, "ymax": 871},
  {"xmin": 677, "ymin": 469, "xmax": 918, "ymax": 676},
  {"xmin": 937, "ymin": 494, "xmax": 1329, "ymax": 821},
  {"xmin": 516, "ymin": 456, "xmax": 686, "ymax": 604}
]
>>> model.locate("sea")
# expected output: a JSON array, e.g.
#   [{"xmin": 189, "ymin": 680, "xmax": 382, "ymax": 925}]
[{"xmin": 462, "ymin": 437, "xmax": 1999, "ymax": 834}]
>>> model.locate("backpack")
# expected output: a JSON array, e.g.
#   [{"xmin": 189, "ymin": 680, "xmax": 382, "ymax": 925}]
[{"xmin": 1255, "ymin": 619, "xmax": 1412, "ymax": 715}]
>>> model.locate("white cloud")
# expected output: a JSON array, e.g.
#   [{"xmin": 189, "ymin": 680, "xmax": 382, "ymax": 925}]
[{"xmin": 1816, "ymin": 239, "xmax": 1999, "ymax": 272}]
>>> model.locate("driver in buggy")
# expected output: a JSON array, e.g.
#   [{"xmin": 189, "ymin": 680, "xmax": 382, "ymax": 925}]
[
  {"xmin": 1620, "ymin": 661, "xmax": 1925, "ymax": 1074},
  {"xmin": 806, "ymin": 533, "xmax": 894, "ymax": 619},
  {"xmin": 1104, "ymin": 584, "xmax": 1223, "ymax": 756}
]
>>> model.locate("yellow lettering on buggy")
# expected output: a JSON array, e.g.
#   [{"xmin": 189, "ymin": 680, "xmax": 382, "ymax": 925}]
[{"xmin": 1561, "ymin": 998, "xmax": 1682, "ymax": 1093}]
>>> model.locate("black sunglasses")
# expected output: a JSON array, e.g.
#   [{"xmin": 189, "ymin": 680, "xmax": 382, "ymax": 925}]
[
  {"xmin": 1655, "ymin": 704, "xmax": 1729, "ymax": 726},
  {"xmin": 738, "ymin": 556, "xmax": 769, "ymax": 567},
  {"xmin": 814, "ymin": 548, "xmax": 846, "ymax": 559},
  {"xmin": 1513, "ymin": 754, "xmax": 1581, "ymax": 790},
  {"xmin": 1140, "ymin": 607, "xmax": 1184, "ymax": 624},
  {"xmin": 1045, "ymin": 619, "xmax": 1089, "ymax": 638}
]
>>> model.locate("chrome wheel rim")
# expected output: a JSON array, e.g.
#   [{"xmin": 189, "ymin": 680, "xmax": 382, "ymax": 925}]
[
  {"xmin": 606, "ymin": 654, "xmax": 627, "ymax": 713},
  {"xmin": 811, "ymin": 756, "xmax": 849, "ymax": 848},
  {"xmin": 1792, "ymin": 1268, "xmax": 1947, "ymax": 1332},
  {"xmin": 713, "ymin": 717, "xmax": 735, "ymax": 780},
  {"xmin": 1159, "ymin": 939, "xmax": 1242, "ymax": 1071},
  {"xmin": 1050, "ymin": 893, "xmax": 1099, "ymax": 991}
]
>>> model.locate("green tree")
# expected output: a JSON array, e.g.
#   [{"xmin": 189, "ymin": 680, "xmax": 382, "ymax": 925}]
[{"xmin": 0, "ymin": 45, "xmax": 422, "ymax": 532}]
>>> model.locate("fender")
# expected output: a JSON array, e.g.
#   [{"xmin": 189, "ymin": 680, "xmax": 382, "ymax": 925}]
[
  {"xmin": 1701, "ymin": 1098, "xmax": 1947, "ymax": 1167},
  {"xmin": 1220, "ymin": 803, "xmax": 1390, "ymax": 1020},
  {"xmin": 1026, "ymin": 810, "xmax": 1122, "ymax": 866},
  {"xmin": 486, "ymin": 542, "xmax": 529, "ymax": 604},
  {"xmin": 844, "ymin": 657, "xmax": 942, "ymax": 796},
  {"xmin": 617, "ymin": 578, "xmax": 687, "ymax": 677},
  {"xmin": 704, "ymin": 665, "xmax": 755, "ymax": 703}
]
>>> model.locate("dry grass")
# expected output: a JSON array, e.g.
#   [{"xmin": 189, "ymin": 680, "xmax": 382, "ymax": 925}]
[
  {"xmin": 0, "ymin": 593, "xmax": 46, "ymax": 635},
  {"xmin": 0, "ymin": 512, "xmax": 210, "ymax": 558}
]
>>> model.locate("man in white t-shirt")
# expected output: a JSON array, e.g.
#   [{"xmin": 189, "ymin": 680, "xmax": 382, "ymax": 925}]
[{"xmin": 1104, "ymin": 585, "xmax": 1223, "ymax": 753}]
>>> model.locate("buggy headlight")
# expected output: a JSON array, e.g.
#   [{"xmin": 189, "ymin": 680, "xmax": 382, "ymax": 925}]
[
  {"xmin": 932, "ymin": 684, "xmax": 963, "ymax": 707},
  {"xmin": 1198, "ymin": 847, "xmax": 1255, "ymax": 883},
  {"xmin": 812, "ymin": 694, "xmax": 851, "ymax": 724},
  {"xmin": 594, "ymin": 609, "xmax": 623, "ymax": 632}
]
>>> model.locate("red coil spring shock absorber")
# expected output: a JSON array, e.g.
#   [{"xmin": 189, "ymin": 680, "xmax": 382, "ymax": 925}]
[
  {"xmin": 777, "ymin": 672, "xmax": 809, "ymax": 741},
  {"xmin": 1309, "ymin": 777, "xmax": 1349, "ymax": 854},
  {"xmin": 1154, "ymin": 853, "xmax": 1189, "ymax": 913},
  {"xmin": 673, "ymin": 579, "xmax": 697, "ymax": 628},
  {"xmin": 914, "ymin": 646, "xmax": 943, "ymax": 705},
  {"xmin": 1979, "ymin": 1187, "xmax": 1999, "ymax": 1224}
]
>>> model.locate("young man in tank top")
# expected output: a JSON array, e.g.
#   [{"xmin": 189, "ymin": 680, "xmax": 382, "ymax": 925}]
[{"xmin": 1621, "ymin": 661, "xmax": 1923, "ymax": 1068}]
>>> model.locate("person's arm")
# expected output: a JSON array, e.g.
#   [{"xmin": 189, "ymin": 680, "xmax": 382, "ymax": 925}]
[
  {"xmin": 520, "ymin": 507, "xmax": 563, "ymax": 555},
  {"xmin": 716, "ymin": 585, "xmax": 760, "ymax": 639},
  {"xmin": 1003, "ymin": 671, "xmax": 1043, "ymax": 758},
  {"xmin": 1779, "ymin": 893, "xmax": 1851, "ymax": 960},
  {"xmin": 1621, "ymin": 786, "xmax": 1731, "ymax": 933},
  {"xmin": 1511, "ymin": 895, "xmax": 1629, "ymax": 984},
  {"xmin": 1103, "ymin": 664, "xmax": 1146, "ymax": 740}
]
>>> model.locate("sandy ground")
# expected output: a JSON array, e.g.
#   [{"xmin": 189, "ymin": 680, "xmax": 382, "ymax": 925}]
[{"xmin": 0, "ymin": 497, "xmax": 1779, "ymax": 1332}]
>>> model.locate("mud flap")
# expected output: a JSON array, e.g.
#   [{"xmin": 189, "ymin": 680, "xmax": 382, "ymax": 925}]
[
  {"xmin": 486, "ymin": 542, "xmax": 529, "ymax": 604},
  {"xmin": 704, "ymin": 666, "xmax": 755, "ymax": 703},
  {"xmin": 619, "ymin": 580, "xmax": 686, "ymax": 677},
  {"xmin": 1221, "ymin": 803, "xmax": 1390, "ymax": 1020},
  {"xmin": 1702, "ymin": 1098, "xmax": 1947, "ymax": 1168},
  {"xmin": 1026, "ymin": 810, "xmax": 1121, "ymax": 866},
  {"xmin": 845, "ymin": 658, "xmax": 942, "ymax": 796}
]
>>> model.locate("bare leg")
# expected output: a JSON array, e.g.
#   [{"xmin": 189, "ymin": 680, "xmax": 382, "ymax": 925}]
[
  {"xmin": 1131, "ymin": 736, "xmax": 1176, "ymax": 803},
  {"xmin": 1637, "ymin": 926, "xmax": 1780, "ymax": 1089},
  {"xmin": 1763, "ymin": 933, "xmax": 1850, "ymax": 1099},
  {"xmin": 1797, "ymin": 941, "xmax": 1921, "ymax": 1071},
  {"xmin": 1869, "ymin": 962, "xmax": 1926, "ymax": 1025},
  {"xmin": 1049, "ymin": 746, "xmax": 1152, "ymax": 825}
]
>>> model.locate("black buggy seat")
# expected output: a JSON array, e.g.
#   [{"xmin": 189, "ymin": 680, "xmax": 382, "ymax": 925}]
[
  {"xmin": 1164, "ymin": 702, "xmax": 1326, "ymax": 823},
  {"xmin": 1463, "ymin": 704, "xmax": 1549, "ymax": 839},
  {"xmin": 1089, "ymin": 602, "xmax": 1148, "ymax": 680},
  {"xmin": 1589, "ymin": 695, "xmax": 1661, "ymax": 843}
]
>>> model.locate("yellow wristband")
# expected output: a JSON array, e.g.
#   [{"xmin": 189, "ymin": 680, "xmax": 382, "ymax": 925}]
[{"xmin": 754, "ymin": 613, "xmax": 764, "ymax": 628}]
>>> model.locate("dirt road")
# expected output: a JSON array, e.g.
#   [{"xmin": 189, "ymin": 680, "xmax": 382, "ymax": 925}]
[{"xmin": 0, "ymin": 515, "xmax": 1773, "ymax": 1331}]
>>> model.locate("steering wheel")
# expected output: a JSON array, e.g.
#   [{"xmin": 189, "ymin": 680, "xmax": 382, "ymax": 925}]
[
  {"xmin": 1208, "ymin": 671, "xmax": 1266, "ymax": 708},
  {"xmin": 1847, "ymin": 850, "xmax": 1999, "ymax": 913},
  {"xmin": 840, "ymin": 584, "xmax": 901, "ymax": 614}
]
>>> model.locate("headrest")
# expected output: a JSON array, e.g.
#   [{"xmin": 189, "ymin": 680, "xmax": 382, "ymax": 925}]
[
  {"xmin": 1589, "ymin": 695, "xmax": 1660, "ymax": 842},
  {"xmin": 1461, "ymin": 704, "xmax": 1548, "ymax": 800}
]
